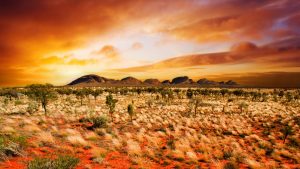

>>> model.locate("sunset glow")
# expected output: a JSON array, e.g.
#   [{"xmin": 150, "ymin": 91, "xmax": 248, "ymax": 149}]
[{"xmin": 1, "ymin": 0, "xmax": 300, "ymax": 87}]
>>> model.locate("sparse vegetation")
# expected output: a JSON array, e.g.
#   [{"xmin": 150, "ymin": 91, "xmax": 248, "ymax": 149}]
[
  {"xmin": 105, "ymin": 93, "xmax": 118, "ymax": 122},
  {"xmin": 127, "ymin": 104, "xmax": 134, "ymax": 122},
  {"xmin": 281, "ymin": 125, "xmax": 293, "ymax": 144},
  {"xmin": 0, "ymin": 87, "xmax": 299, "ymax": 168},
  {"xmin": 0, "ymin": 135, "xmax": 27, "ymax": 161},
  {"xmin": 80, "ymin": 116, "xmax": 108, "ymax": 130},
  {"xmin": 27, "ymin": 155, "xmax": 79, "ymax": 169},
  {"xmin": 26, "ymin": 84, "xmax": 57, "ymax": 115}
]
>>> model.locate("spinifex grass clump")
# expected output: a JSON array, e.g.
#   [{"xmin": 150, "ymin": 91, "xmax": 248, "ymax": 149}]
[
  {"xmin": 27, "ymin": 155, "xmax": 79, "ymax": 169},
  {"xmin": 79, "ymin": 116, "xmax": 108, "ymax": 130},
  {"xmin": 0, "ymin": 135, "xmax": 27, "ymax": 161}
]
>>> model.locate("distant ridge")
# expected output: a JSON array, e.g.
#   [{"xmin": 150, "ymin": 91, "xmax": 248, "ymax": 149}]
[
  {"xmin": 68, "ymin": 74, "xmax": 117, "ymax": 86},
  {"xmin": 68, "ymin": 74, "xmax": 238, "ymax": 87}
]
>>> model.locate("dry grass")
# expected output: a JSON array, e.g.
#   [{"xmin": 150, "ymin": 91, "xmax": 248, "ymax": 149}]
[{"xmin": 0, "ymin": 88, "xmax": 299, "ymax": 168}]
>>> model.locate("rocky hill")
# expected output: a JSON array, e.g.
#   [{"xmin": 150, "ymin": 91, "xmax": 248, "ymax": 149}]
[
  {"xmin": 171, "ymin": 76, "xmax": 194, "ymax": 84},
  {"xmin": 144, "ymin": 79, "xmax": 161, "ymax": 85},
  {"xmin": 67, "ymin": 74, "xmax": 238, "ymax": 87},
  {"xmin": 68, "ymin": 74, "xmax": 116, "ymax": 86},
  {"xmin": 120, "ymin": 77, "xmax": 142, "ymax": 85}
]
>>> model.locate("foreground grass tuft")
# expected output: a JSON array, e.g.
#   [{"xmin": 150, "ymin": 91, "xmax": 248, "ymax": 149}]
[
  {"xmin": 0, "ymin": 135, "xmax": 27, "ymax": 161},
  {"xmin": 79, "ymin": 116, "xmax": 108, "ymax": 129},
  {"xmin": 27, "ymin": 155, "xmax": 79, "ymax": 169}
]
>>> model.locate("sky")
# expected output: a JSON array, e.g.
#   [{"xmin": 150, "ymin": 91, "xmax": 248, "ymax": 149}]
[{"xmin": 0, "ymin": 0, "xmax": 300, "ymax": 87}]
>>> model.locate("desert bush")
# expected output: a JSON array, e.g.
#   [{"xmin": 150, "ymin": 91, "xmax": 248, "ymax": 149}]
[
  {"xmin": 106, "ymin": 93, "xmax": 118, "ymax": 121},
  {"xmin": 188, "ymin": 98, "xmax": 202, "ymax": 116},
  {"xmin": 127, "ymin": 104, "xmax": 134, "ymax": 122},
  {"xmin": 186, "ymin": 89, "xmax": 193, "ymax": 99},
  {"xmin": 147, "ymin": 99, "xmax": 154, "ymax": 108},
  {"xmin": 238, "ymin": 102, "xmax": 248, "ymax": 113},
  {"xmin": 3, "ymin": 97, "xmax": 9, "ymax": 106},
  {"xmin": 287, "ymin": 137, "xmax": 299, "ymax": 147},
  {"xmin": 27, "ymin": 102, "xmax": 39, "ymax": 114},
  {"xmin": 166, "ymin": 135, "xmax": 175, "ymax": 150},
  {"xmin": 14, "ymin": 100, "xmax": 22, "ymax": 105},
  {"xmin": 80, "ymin": 116, "xmax": 108, "ymax": 130},
  {"xmin": 0, "ymin": 135, "xmax": 27, "ymax": 161},
  {"xmin": 220, "ymin": 89, "xmax": 229, "ymax": 97},
  {"xmin": 26, "ymin": 84, "xmax": 57, "ymax": 115},
  {"xmin": 73, "ymin": 89, "xmax": 85, "ymax": 105},
  {"xmin": 223, "ymin": 161, "xmax": 238, "ymax": 169},
  {"xmin": 285, "ymin": 92, "xmax": 293, "ymax": 102},
  {"xmin": 278, "ymin": 90, "xmax": 285, "ymax": 98},
  {"xmin": 233, "ymin": 89, "xmax": 244, "ymax": 97},
  {"xmin": 91, "ymin": 89, "xmax": 103, "ymax": 103},
  {"xmin": 27, "ymin": 155, "xmax": 79, "ymax": 169},
  {"xmin": 261, "ymin": 93, "xmax": 268, "ymax": 102},
  {"xmin": 0, "ymin": 88, "xmax": 19, "ymax": 101},
  {"xmin": 56, "ymin": 88, "xmax": 73, "ymax": 95},
  {"xmin": 228, "ymin": 98, "xmax": 234, "ymax": 102},
  {"xmin": 281, "ymin": 125, "xmax": 293, "ymax": 144}
]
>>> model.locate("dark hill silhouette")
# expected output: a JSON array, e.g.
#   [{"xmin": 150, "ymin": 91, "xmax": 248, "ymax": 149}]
[
  {"xmin": 67, "ymin": 74, "xmax": 238, "ymax": 87},
  {"xmin": 144, "ymin": 79, "xmax": 161, "ymax": 85}
]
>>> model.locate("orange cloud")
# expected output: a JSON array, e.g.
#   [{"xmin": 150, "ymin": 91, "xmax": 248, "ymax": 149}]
[
  {"xmin": 117, "ymin": 38, "xmax": 300, "ymax": 72},
  {"xmin": 230, "ymin": 42, "xmax": 258, "ymax": 53},
  {"xmin": 41, "ymin": 56, "xmax": 97, "ymax": 66},
  {"xmin": 67, "ymin": 58, "xmax": 98, "ymax": 66},
  {"xmin": 96, "ymin": 45, "xmax": 120, "ymax": 60}
]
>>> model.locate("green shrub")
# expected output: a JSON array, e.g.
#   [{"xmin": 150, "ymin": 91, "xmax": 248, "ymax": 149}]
[
  {"xmin": 127, "ymin": 104, "xmax": 134, "ymax": 122},
  {"xmin": 223, "ymin": 161, "xmax": 238, "ymax": 169},
  {"xmin": 106, "ymin": 93, "xmax": 118, "ymax": 121},
  {"xmin": 238, "ymin": 102, "xmax": 248, "ymax": 113},
  {"xmin": 26, "ymin": 84, "xmax": 57, "ymax": 115},
  {"xmin": 14, "ymin": 100, "xmax": 22, "ymax": 105},
  {"xmin": 186, "ymin": 89, "xmax": 193, "ymax": 99},
  {"xmin": 27, "ymin": 102, "xmax": 39, "ymax": 114},
  {"xmin": 80, "ymin": 116, "xmax": 108, "ymax": 130},
  {"xmin": 0, "ymin": 135, "xmax": 27, "ymax": 161},
  {"xmin": 288, "ymin": 137, "xmax": 299, "ymax": 147},
  {"xmin": 27, "ymin": 155, "xmax": 79, "ymax": 169},
  {"xmin": 281, "ymin": 125, "xmax": 293, "ymax": 144}
]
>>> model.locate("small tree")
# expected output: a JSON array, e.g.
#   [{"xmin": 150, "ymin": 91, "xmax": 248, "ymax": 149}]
[
  {"xmin": 282, "ymin": 125, "xmax": 293, "ymax": 144},
  {"xmin": 285, "ymin": 92, "xmax": 293, "ymax": 102},
  {"xmin": 82, "ymin": 88, "xmax": 93, "ymax": 104},
  {"xmin": 91, "ymin": 89, "xmax": 103, "ymax": 103},
  {"xmin": 233, "ymin": 89, "xmax": 244, "ymax": 97},
  {"xmin": 26, "ymin": 84, "xmax": 57, "ymax": 115},
  {"xmin": 73, "ymin": 89, "xmax": 84, "ymax": 106},
  {"xmin": 0, "ymin": 88, "xmax": 19, "ymax": 101},
  {"xmin": 106, "ymin": 93, "xmax": 118, "ymax": 122},
  {"xmin": 127, "ymin": 104, "xmax": 134, "ymax": 122},
  {"xmin": 188, "ymin": 98, "xmax": 201, "ymax": 117},
  {"xmin": 194, "ymin": 98, "xmax": 201, "ymax": 116},
  {"xmin": 186, "ymin": 89, "xmax": 193, "ymax": 99},
  {"xmin": 238, "ymin": 102, "xmax": 248, "ymax": 113},
  {"xmin": 220, "ymin": 89, "xmax": 229, "ymax": 97}
]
